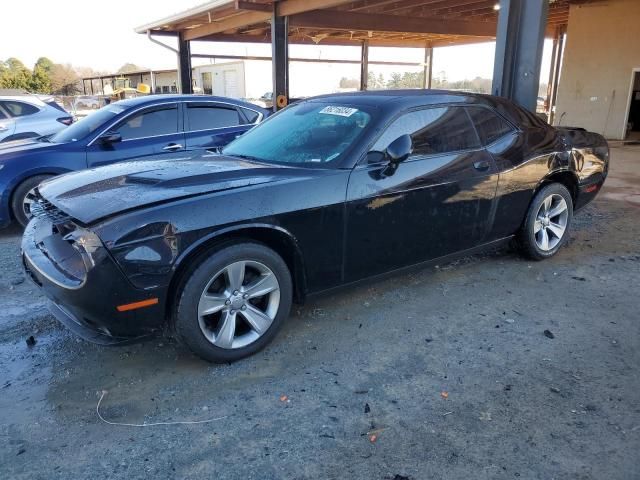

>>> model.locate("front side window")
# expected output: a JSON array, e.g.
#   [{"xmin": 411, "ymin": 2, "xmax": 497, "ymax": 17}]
[
  {"xmin": 372, "ymin": 106, "xmax": 480, "ymax": 158},
  {"xmin": 2, "ymin": 101, "xmax": 39, "ymax": 117},
  {"xmin": 186, "ymin": 105, "xmax": 241, "ymax": 131},
  {"xmin": 115, "ymin": 106, "xmax": 178, "ymax": 140},
  {"xmin": 223, "ymin": 102, "xmax": 372, "ymax": 165},
  {"xmin": 466, "ymin": 106, "xmax": 514, "ymax": 146}
]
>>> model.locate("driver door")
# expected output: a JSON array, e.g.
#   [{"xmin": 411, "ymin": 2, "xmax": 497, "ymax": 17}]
[
  {"xmin": 344, "ymin": 106, "xmax": 499, "ymax": 282},
  {"xmin": 86, "ymin": 103, "xmax": 184, "ymax": 168}
]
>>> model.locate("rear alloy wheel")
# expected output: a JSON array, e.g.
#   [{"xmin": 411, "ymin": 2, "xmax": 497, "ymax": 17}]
[
  {"xmin": 518, "ymin": 183, "xmax": 573, "ymax": 260},
  {"xmin": 175, "ymin": 242, "xmax": 292, "ymax": 363},
  {"xmin": 11, "ymin": 175, "xmax": 53, "ymax": 227}
]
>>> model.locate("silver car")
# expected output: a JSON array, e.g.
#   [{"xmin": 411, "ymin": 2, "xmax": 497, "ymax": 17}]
[{"xmin": 0, "ymin": 95, "xmax": 74, "ymax": 143}]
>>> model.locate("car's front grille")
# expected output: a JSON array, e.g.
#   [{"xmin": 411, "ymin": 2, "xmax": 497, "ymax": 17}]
[{"xmin": 30, "ymin": 192, "xmax": 71, "ymax": 224}]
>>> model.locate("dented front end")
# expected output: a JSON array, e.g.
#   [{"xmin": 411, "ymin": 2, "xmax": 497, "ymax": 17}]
[{"xmin": 21, "ymin": 193, "xmax": 167, "ymax": 343}]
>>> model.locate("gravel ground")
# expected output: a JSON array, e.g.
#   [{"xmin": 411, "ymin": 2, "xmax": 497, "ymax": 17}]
[{"xmin": 0, "ymin": 146, "xmax": 639, "ymax": 480}]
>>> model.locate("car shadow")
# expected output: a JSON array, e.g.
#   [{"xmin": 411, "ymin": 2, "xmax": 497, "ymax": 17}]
[{"xmin": 0, "ymin": 224, "xmax": 22, "ymax": 239}]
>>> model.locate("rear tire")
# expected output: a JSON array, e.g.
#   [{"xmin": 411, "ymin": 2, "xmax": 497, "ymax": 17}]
[
  {"xmin": 174, "ymin": 242, "xmax": 293, "ymax": 363},
  {"xmin": 11, "ymin": 175, "xmax": 53, "ymax": 227},
  {"xmin": 517, "ymin": 183, "xmax": 573, "ymax": 260}
]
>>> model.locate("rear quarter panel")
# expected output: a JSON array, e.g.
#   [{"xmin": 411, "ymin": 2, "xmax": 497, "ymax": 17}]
[
  {"xmin": 557, "ymin": 128, "xmax": 609, "ymax": 209},
  {"xmin": 487, "ymin": 123, "xmax": 565, "ymax": 239}
]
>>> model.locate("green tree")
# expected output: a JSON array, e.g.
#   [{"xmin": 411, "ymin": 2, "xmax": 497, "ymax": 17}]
[
  {"xmin": 367, "ymin": 71, "xmax": 385, "ymax": 90},
  {"xmin": 383, "ymin": 71, "xmax": 424, "ymax": 89},
  {"xmin": 0, "ymin": 57, "xmax": 32, "ymax": 90},
  {"xmin": 30, "ymin": 57, "xmax": 54, "ymax": 93},
  {"xmin": 338, "ymin": 77, "xmax": 359, "ymax": 89},
  {"xmin": 386, "ymin": 72, "xmax": 403, "ymax": 89}
]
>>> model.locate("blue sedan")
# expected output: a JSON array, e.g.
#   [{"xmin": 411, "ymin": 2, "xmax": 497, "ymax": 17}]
[{"xmin": 0, "ymin": 94, "xmax": 269, "ymax": 227}]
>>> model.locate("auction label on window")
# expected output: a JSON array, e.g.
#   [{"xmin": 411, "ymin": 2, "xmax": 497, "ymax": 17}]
[{"xmin": 319, "ymin": 106, "xmax": 359, "ymax": 117}]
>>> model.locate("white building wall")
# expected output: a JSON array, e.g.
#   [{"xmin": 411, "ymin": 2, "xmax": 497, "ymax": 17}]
[
  {"xmin": 153, "ymin": 72, "xmax": 179, "ymax": 93},
  {"xmin": 193, "ymin": 62, "xmax": 247, "ymax": 98}
]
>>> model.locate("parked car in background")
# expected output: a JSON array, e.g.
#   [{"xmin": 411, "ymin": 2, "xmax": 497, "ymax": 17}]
[
  {"xmin": 73, "ymin": 95, "xmax": 102, "ymax": 111},
  {"xmin": 21, "ymin": 90, "xmax": 609, "ymax": 362},
  {"xmin": 0, "ymin": 95, "xmax": 73, "ymax": 143},
  {"xmin": 0, "ymin": 94, "xmax": 269, "ymax": 227},
  {"xmin": 260, "ymin": 92, "xmax": 273, "ymax": 103}
]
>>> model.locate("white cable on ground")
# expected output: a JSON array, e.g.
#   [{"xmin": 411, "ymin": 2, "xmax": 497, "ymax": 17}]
[{"xmin": 96, "ymin": 390, "xmax": 229, "ymax": 427}]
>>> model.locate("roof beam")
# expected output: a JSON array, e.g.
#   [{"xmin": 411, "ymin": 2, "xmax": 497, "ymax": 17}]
[
  {"xmin": 277, "ymin": 0, "xmax": 354, "ymax": 16},
  {"xmin": 183, "ymin": 0, "xmax": 354, "ymax": 41},
  {"xmin": 197, "ymin": 31, "xmax": 491, "ymax": 47},
  {"xmin": 289, "ymin": 9, "xmax": 497, "ymax": 37},
  {"xmin": 184, "ymin": 10, "xmax": 269, "ymax": 40},
  {"xmin": 234, "ymin": 1, "xmax": 272, "ymax": 12}
]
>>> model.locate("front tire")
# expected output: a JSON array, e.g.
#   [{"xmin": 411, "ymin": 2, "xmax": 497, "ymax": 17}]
[
  {"xmin": 174, "ymin": 242, "xmax": 293, "ymax": 363},
  {"xmin": 518, "ymin": 183, "xmax": 573, "ymax": 260},
  {"xmin": 11, "ymin": 175, "xmax": 53, "ymax": 227}
]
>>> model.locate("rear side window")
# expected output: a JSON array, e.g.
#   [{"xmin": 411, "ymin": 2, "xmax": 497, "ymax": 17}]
[
  {"xmin": 1, "ymin": 101, "xmax": 39, "ymax": 117},
  {"xmin": 239, "ymin": 107, "xmax": 261, "ymax": 124},
  {"xmin": 373, "ymin": 106, "xmax": 480, "ymax": 158},
  {"xmin": 495, "ymin": 101, "xmax": 547, "ymax": 129},
  {"xmin": 186, "ymin": 105, "xmax": 241, "ymax": 131},
  {"xmin": 116, "ymin": 106, "xmax": 178, "ymax": 140},
  {"xmin": 466, "ymin": 107, "xmax": 514, "ymax": 146}
]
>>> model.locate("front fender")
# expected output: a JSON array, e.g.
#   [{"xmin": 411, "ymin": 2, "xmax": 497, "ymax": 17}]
[
  {"xmin": 105, "ymin": 221, "xmax": 306, "ymax": 294},
  {"xmin": 172, "ymin": 222, "xmax": 304, "ymax": 272}
]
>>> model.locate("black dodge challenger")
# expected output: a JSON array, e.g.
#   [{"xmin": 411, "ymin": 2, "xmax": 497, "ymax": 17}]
[{"xmin": 22, "ymin": 90, "xmax": 609, "ymax": 362}]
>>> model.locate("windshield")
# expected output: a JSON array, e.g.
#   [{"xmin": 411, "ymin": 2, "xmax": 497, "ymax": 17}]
[
  {"xmin": 223, "ymin": 102, "xmax": 372, "ymax": 165},
  {"xmin": 50, "ymin": 104, "xmax": 126, "ymax": 143}
]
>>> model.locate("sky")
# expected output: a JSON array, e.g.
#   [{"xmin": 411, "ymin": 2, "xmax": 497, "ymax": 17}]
[{"xmin": 1, "ymin": 0, "xmax": 552, "ymax": 97}]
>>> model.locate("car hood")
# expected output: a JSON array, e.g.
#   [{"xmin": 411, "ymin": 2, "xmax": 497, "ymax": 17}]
[
  {"xmin": 38, "ymin": 152, "xmax": 311, "ymax": 225},
  {"xmin": 0, "ymin": 138, "xmax": 60, "ymax": 157}
]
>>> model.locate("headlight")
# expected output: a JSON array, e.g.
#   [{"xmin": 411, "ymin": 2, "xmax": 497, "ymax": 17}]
[{"xmin": 63, "ymin": 227, "xmax": 105, "ymax": 270}]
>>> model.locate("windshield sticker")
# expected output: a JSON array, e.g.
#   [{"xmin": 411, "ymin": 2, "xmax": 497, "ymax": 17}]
[{"xmin": 319, "ymin": 106, "xmax": 358, "ymax": 117}]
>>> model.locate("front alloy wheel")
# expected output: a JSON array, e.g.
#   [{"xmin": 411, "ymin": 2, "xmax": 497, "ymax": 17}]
[
  {"xmin": 175, "ymin": 242, "xmax": 292, "ymax": 363},
  {"xmin": 197, "ymin": 260, "xmax": 280, "ymax": 349}
]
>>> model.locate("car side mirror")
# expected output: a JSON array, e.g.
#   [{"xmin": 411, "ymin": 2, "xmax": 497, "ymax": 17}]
[
  {"xmin": 386, "ymin": 134, "xmax": 413, "ymax": 164},
  {"xmin": 99, "ymin": 131, "xmax": 122, "ymax": 144},
  {"xmin": 366, "ymin": 151, "xmax": 386, "ymax": 165}
]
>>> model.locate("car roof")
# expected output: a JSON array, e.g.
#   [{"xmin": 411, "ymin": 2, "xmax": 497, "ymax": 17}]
[
  {"xmin": 0, "ymin": 95, "xmax": 47, "ymax": 106},
  {"xmin": 114, "ymin": 94, "xmax": 267, "ymax": 112},
  {"xmin": 302, "ymin": 89, "xmax": 541, "ymax": 127},
  {"xmin": 306, "ymin": 89, "xmax": 499, "ymax": 108}
]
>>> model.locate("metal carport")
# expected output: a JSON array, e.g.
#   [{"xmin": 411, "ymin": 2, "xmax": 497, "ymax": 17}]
[{"xmin": 134, "ymin": 0, "xmax": 581, "ymax": 113}]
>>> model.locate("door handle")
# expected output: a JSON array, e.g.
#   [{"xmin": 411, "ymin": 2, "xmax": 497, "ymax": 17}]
[
  {"xmin": 163, "ymin": 143, "xmax": 183, "ymax": 151},
  {"xmin": 0, "ymin": 125, "xmax": 8, "ymax": 132},
  {"xmin": 473, "ymin": 160, "xmax": 490, "ymax": 171}
]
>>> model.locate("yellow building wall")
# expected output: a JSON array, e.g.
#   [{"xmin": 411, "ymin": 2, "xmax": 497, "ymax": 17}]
[{"xmin": 554, "ymin": 0, "xmax": 640, "ymax": 139}]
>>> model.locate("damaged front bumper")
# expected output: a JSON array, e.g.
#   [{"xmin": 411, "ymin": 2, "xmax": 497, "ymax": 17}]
[{"xmin": 21, "ymin": 213, "xmax": 166, "ymax": 345}]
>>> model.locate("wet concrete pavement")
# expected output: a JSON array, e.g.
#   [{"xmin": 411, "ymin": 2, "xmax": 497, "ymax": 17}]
[{"xmin": 1, "ymin": 146, "xmax": 639, "ymax": 479}]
